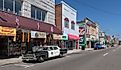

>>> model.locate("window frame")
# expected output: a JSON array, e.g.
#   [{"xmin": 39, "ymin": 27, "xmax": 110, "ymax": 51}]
[{"xmin": 64, "ymin": 18, "xmax": 69, "ymax": 28}]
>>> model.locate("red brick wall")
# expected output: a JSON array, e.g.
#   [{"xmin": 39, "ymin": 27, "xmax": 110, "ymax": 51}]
[{"xmin": 55, "ymin": 4, "xmax": 62, "ymax": 31}]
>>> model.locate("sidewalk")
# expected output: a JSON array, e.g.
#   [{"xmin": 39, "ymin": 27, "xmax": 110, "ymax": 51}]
[{"xmin": 0, "ymin": 57, "xmax": 22, "ymax": 66}]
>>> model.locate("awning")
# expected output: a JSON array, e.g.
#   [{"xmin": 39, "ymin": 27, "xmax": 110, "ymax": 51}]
[
  {"xmin": 68, "ymin": 34, "xmax": 79, "ymax": 40},
  {"xmin": 0, "ymin": 11, "xmax": 62, "ymax": 34}
]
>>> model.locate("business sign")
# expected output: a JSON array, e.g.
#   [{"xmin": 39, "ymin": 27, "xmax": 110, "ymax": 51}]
[
  {"xmin": 61, "ymin": 34, "xmax": 68, "ymax": 40},
  {"xmin": 53, "ymin": 34, "xmax": 62, "ymax": 40},
  {"xmin": 79, "ymin": 35, "xmax": 86, "ymax": 46},
  {"xmin": 79, "ymin": 27, "xmax": 86, "ymax": 36},
  {"xmin": 0, "ymin": 26, "xmax": 16, "ymax": 36},
  {"xmin": 31, "ymin": 31, "xmax": 46, "ymax": 38}
]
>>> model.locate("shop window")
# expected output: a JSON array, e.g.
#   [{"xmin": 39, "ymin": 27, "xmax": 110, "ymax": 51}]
[
  {"xmin": 31, "ymin": 5, "xmax": 47, "ymax": 22},
  {"xmin": 0, "ymin": 0, "xmax": 3, "ymax": 10},
  {"xmin": 71, "ymin": 21, "xmax": 75, "ymax": 30},
  {"xmin": 64, "ymin": 18, "xmax": 69, "ymax": 28}
]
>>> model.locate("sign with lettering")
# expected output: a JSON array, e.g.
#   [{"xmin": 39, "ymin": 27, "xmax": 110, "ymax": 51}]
[
  {"xmin": 53, "ymin": 34, "xmax": 62, "ymax": 40},
  {"xmin": 0, "ymin": 26, "xmax": 16, "ymax": 36},
  {"xmin": 31, "ymin": 31, "xmax": 46, "ymax": 38}
]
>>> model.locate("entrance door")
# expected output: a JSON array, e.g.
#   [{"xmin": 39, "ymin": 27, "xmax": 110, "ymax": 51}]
[{"xmin": 0, "ymin": 36, "xmax": 8, "ymax": 57}]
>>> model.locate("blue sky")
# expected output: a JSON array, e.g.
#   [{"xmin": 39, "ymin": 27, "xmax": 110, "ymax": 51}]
[{"xmin": 56, "ymin": 0, "xmax": 121, "ymax": 38}]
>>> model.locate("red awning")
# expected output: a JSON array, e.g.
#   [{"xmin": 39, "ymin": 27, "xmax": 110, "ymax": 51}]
[
  {"xmin": 68, "ymin": 34, "xmax": 79, "ymax": 40},
  {"xmin": 0, "ymin": 11, "xmax": 62, "ymax": 34}
]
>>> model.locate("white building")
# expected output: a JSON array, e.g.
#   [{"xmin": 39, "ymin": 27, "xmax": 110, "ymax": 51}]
[
  {"xmin": 0, "ymin": 0, "xmax": 55, "ymax": 25},
  {"xmin": 56, "ymin": 1, "xmax": 79, "ymax": 49}
]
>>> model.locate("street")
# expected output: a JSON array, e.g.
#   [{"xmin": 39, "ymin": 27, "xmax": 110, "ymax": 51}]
[{"xmin": 0, "ymin": 46, "xmax": 121, "ymax": 70}]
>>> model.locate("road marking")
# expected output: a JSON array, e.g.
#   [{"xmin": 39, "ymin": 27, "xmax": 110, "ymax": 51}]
[{"xmin": 103, "ymin": 53, "xmax": 109, "ymax": 56}]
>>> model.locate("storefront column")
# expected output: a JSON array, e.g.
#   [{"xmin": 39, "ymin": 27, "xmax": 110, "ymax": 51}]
[{"xmin": 22, "ymin": 32, "xmax": 24, "ymax": 42}]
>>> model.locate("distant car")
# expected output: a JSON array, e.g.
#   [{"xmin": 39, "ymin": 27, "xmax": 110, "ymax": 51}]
[
  {"xmin": 94, "ymin": 44, "xmax": 103, "ymax": 50},
  {"xmin": 102, "ymin": 45, "xmax": 107, "ymax": 49}
]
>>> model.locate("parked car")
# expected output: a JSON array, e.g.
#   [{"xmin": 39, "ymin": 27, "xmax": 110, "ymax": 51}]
[
  {"xmin": 102, "ymin": 45, "xmax": 107, "ymax": 49},
  {"xmin": 94, "ymin": 44, "xmax": 103, "ymax": 50},
  {"xmin": 22, "ymin": 46, "xmax": 67, "ymax": 62}
]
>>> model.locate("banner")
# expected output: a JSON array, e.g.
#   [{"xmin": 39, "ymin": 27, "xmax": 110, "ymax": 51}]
[{"xmin": 0, "ymin": 26, "xmax": 16, "ymax": 36}]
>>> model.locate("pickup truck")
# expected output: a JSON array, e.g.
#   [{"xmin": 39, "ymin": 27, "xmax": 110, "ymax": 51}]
[{"xmin": 22, "ymin": 46, "xmax": 67, "ymax": 62}]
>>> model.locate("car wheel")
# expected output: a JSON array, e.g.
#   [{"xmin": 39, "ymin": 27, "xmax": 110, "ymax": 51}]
[
  {"xmin": 38, "ymin": 57, "xmax": 44, "ymax": 62},
  {"xmin": 59, "ymin": 54, "xmax": 64, "ymax": 57}
]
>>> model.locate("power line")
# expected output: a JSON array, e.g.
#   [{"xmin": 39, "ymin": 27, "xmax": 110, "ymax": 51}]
[{"xmin": 74, "ymin": 0, "xmax": 121, "ymax": 17}]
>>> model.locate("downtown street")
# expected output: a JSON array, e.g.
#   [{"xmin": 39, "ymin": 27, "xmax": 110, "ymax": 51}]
[{"xmin": 0, "ymin": 46, "xmax": 121, "ymax": 70}]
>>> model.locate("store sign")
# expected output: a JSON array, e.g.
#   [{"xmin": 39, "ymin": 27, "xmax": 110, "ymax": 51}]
[
  {"xmin": 79, "ymin": 35, "xmax": 86, "ymax": 46},
  {"xmin": 61, "ymin": 34, "xmax": 68, "ymax": 40},
  {"xmin": 31, "ymin": 31, "xmax": 46, "ymax": 38},
  {"xmin": 0, "ymin": 26, "xmax": 16, "ymax": 36},
  {"xmin": 53, "ymin": 34, "xmax": 62, "ymax": 40}
]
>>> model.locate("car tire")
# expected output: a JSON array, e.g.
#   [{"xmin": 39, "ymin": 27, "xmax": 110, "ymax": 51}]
[
  {"xmin": 38, "ymin": 57, "xmax": 44, "ymax": 62},
  {"xmin": 59, "ymin": 54, "xmax": 64, "ymax": 57}
]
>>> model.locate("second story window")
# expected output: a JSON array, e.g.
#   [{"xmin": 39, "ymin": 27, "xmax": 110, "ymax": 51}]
[
  {"xmin": 4, "ymin": 0, "xmax": 13, "ymax": 12},
  {"xmin": 71, "ymin": 21, "xmax": 75, "ymax": 30},
  {"xmin": 0, "ymin": 0, "xmax": 22, "ymax": 15},
  {"xmin": 0, "ymin": 0, "xmax": 3, "ymax": 10},
  {"xmin": 31, "ymin": 5, "xmax": 47, "ymax": 22},
  {"xmin": 64, "ymin": 18, "xmax": 69, "ymax": 28}
]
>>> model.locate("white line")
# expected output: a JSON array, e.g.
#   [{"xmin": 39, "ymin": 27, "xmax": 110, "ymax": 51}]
[{"xmin": 103, "ymin": 53, "xmax": 109, "ymax": 56}]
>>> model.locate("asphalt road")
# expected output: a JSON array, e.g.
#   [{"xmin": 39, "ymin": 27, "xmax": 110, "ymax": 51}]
[{"xmin": 0, "ymin": 46, "xmax": 121, "ymax": 70}]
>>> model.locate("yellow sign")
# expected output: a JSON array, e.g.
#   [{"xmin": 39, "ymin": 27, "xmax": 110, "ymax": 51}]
[
  {"xmin": 53, "ymin": 34, "xmax": 62, "ymax": 40},
  {"xmin": 0, "ymin": 26, "xmax": 16, "ymax": 36}
]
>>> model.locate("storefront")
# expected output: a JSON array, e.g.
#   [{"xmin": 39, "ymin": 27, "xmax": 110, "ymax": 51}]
[
  {"xmin": 0, "ymin": 26, "xmax": 18, "ymax": 57},
  {"xmin": 68, "ymin": 34, "xmax": 79, "ymax": 50},
  {"xmin": 0, "ymin": 10, "xmax": 62, "ymax": 57},
  {"xmin": 61, "ymin": 34, "xmax": 79, "ymax": 50},
  {"xmin": 31, "ymin": 31, "xmax": 46, "ymax": 47},
  {"xmin": 52, "ymin": 34, "xmax": 62, "ymax": 48}
]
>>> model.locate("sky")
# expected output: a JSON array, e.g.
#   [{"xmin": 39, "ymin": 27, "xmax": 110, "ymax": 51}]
[{"xmin": 56, "ymin": 0, "xmax": 121, "ymax": 38}]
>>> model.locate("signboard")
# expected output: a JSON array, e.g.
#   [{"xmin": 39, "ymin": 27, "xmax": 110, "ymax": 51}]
[
  {"xmin": 0, "ymin": 26, "xmax": 16, "ymax": 36},
  {"xmin": 79, "ymin": 35, "xmax": 86, "ymax": 46},
  {"xmin": 31, "ymin": 31, "xmax": 46, "ymax": 38},
  {"xmin": 61, "ymin": 34, "xmax": 68, "ymax": 40},
  {"xmin": 79, "ymin": 27, "xmax": 86, "ymax": 36},
  {"xmin": 53, "ymin": 34, "xmax": 62, "ymax": 40}
]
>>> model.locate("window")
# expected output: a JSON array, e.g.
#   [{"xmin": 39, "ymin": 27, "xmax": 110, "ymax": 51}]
[
  {"xmin": 64, "ymin": 18, "xmax": 69, "ymax": 28},
  {"xmin": 31, "ymin": 6, "xmax": 36, "ymax": 19},
  {"xmin": 50, "ymin": 47, "xmax": 54, "ymax": 50},
  {"xmin": 54, "ymin": 47, "xmax": 58, "ymax": 50},
  {"xmin": 15, "ymin": 0, "xmax": 22, "ymax": 15},
  {"xmin": 71, "ymin": 21, "xmax": 75, "ymax": 30},
  {"xmin": 0, "ymin": 0, "xmax": 3, "ymax": 10},
  {"xmin": 31, "ymin": 5, "xmax": 47, "ymax": 22},
  {"xmin": 42, "ymin": 11, "xmax": 46, "ymax": 21},
  {"xmin": 37, "ymin": 9, "xmax": 42, "ymax": 20},
  {"xmin": 1, "ymin": 0, "xmax": 22, "ymax": 15},
  {"xmin": 4, "ymin": 0, "xmax": 13, "ymax": 12}
]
